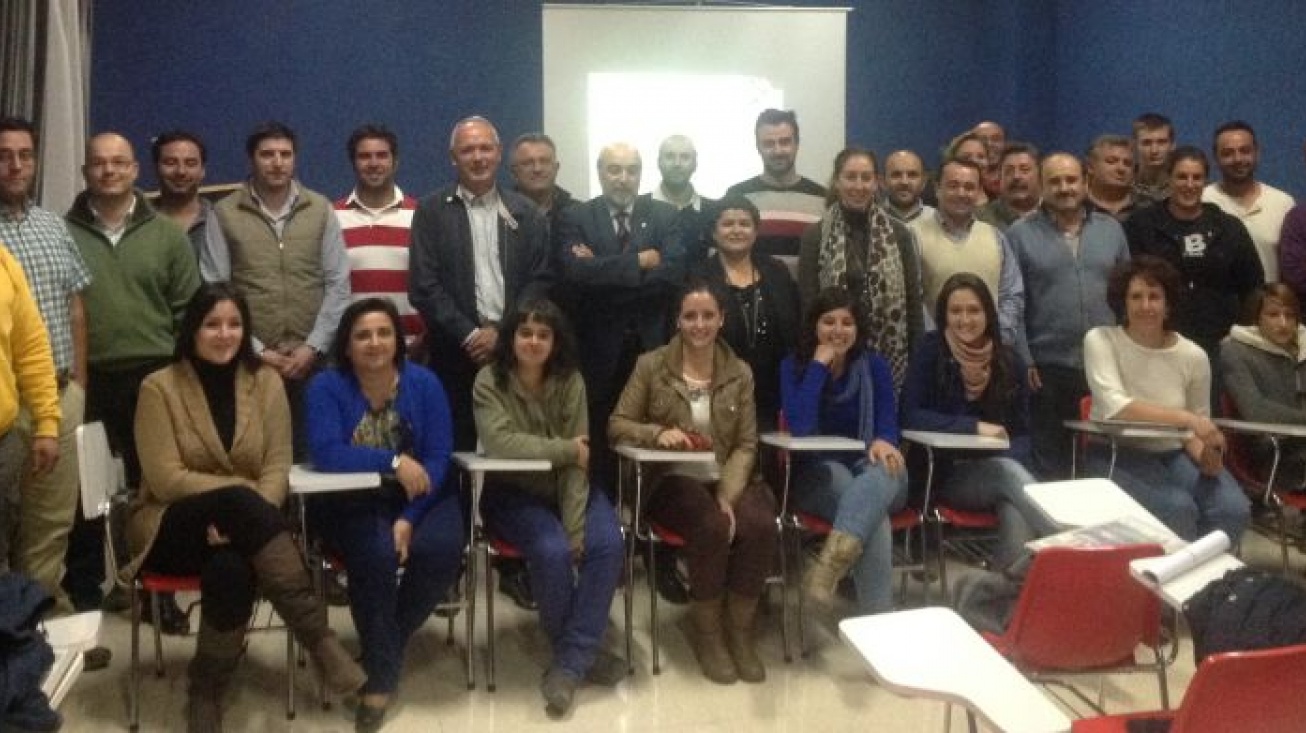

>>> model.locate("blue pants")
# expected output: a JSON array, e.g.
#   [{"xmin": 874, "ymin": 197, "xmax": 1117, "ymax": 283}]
[
  {"xmin": 1088, "ymin": 447, "xmax": 1250, "ymax": 543},
  {"xmin": 481, "ymin": 485, "xmax": 623, "ymax": 680},
  {"xmin": 311, "ymin": 490, "xmax": 465, "ymax": 695},
  {"xmin": 792, "ymin": 457, "xmax": 908, "ymax": 613},
  {"xmin": 938, "ymin": 457, "xmax": 1055, "ymax": 569}
]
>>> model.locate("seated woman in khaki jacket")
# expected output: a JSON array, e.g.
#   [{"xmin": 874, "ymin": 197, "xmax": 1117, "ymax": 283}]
[
  {"xmin": 125, "ymin": 284, "xmax": 364, "ymax": 731},
  {"xmin": 609, "ymin": 278, "xmax": 776, "ymax": 685}
]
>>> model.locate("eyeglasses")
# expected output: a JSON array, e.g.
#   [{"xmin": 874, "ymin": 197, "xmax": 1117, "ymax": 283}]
[{"xmin": 0, "ymin": 150, "xmax": 35, "ymax": 165}]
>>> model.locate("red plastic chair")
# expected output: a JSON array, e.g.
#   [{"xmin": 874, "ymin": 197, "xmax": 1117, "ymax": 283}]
[
  {"xmin": 1219, "ymin": 393, "xmax": 1306, "ymax": 572},
  {"xmin": 984, "ymin": 544, "xmax": 1171, "ymax": 714},
  {"xmin": 1072, "ymin": 643, "xmax": 1306, "ymax": 733}
]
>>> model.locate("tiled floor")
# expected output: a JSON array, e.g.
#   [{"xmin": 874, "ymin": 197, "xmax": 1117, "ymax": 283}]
[{"xmin": 54, "ymin": 523, "xmax": 1300, "ymax": 732}]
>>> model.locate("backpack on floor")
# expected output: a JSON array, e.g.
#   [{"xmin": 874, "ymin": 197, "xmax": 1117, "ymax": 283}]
[{"xmin": 1183, "ymin": 566, "xmax": 1306, "ymax": 664}]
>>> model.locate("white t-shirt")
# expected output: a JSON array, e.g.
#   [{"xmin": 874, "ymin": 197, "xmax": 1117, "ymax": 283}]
[
  {"xmin": 1203, "ymin": 181, "xmax": 1295, "ymax": 281},
  {"xmin": 1083, "ymin": 325, "xmax": 1210, "ymax": 451}
]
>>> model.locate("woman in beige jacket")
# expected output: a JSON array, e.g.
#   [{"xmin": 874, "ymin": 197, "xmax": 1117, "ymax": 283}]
[
  {"xmin": 125, "ymin": 284, "xmax": 363, "ymax": 732},
  {"xmin": 609, "ymin": 278, "xmax": 776, "ymax": 685}
]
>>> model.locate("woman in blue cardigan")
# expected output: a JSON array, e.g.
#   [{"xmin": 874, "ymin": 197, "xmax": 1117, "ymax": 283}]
[
  {"xmin": 306, "ymin": 298, "xmax": 464, "ymax": 732},
  {"xmin": 780, "ymin": 287, "xmax": 908, "ymax": 614},
  {"xmin": 902, "ymin": 273, "xmax": 1054, "ymax": 569}
]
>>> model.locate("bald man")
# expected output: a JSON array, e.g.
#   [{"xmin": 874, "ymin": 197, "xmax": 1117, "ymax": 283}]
[
  {"xmin": 409, "ymin": 116, "xmax": 553, "ymax": 451},
  {"xmin": 64, "ymin": 131, "xmax": 199, "ymax": 621},
  {"xmin": 974, "ymin": 121, "xmax": 1007, "ymax": 199},
  {"xmin": 883, "ymin": 150, "xmax": 934, "ymax": 223},
  {"xmin": 1005, "ymin": 152, "xmax": 1129, "ymax": 479},
  {"xmin": 556, "ymin": 142, "xmax": 684, "ymax": 493}
]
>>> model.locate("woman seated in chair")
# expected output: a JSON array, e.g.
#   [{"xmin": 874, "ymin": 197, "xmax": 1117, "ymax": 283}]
[
  {"xmin": 1084, "ymin": 256, "xmax": 1250, "ymax": 542},
  {"xmin": 126, "ymin": 284, "xmax": 365, "ymax": 732},
  {"xmin": 1219, "ymin": 283, "xmax": 1306, "ymax": 489},
  {"xmin": 609, "ymin": 278, "xmax": 776, "ymax": 685},
  {"xmin": 471, "ymin": 298, "xmax": 625, "ymax": 717},
  {"xmin": 902, "ymin": 273, "xmax": 1055, "ymax": 569},
  {"xmin": 306, "ymin": 298, "xmax": 464, "ymax": 732},
  {"xmin": 779, "ymin": 287, "xmax": 908, "ymax": 615}
]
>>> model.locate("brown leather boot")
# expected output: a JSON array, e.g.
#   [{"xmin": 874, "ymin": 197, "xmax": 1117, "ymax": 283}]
[
  {"xmin": 251, "ymin": 532, "xmax": 366, "ymax": 696},
  {"xmin": 724, "ymin": 592, "xmax": 766, "ymax": 683},
  {"xmin": 684, "ymin": 597, "xmax": 737, "ymax": 684},
  {"xmin": 186, "ymin": 623, "xmax": 245, "ymax": 733},
  {"xmin": 803, "ymin": 530, "xmax": 864, "ymax": 611}
]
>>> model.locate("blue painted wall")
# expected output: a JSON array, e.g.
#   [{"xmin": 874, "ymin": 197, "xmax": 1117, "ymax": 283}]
[{"xmin": 89, "ymin": 1, "xmax": 1305, "ymax": 198}]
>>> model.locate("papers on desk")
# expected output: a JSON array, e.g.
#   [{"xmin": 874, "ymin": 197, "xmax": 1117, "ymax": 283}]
[
  {"xmin": 1130, "ymin": 531, "xmax": 1244, "ymax": 607},
  {"xmin": 1026, "ymin": 516, "xmax": 1176, "ymax": 553}
]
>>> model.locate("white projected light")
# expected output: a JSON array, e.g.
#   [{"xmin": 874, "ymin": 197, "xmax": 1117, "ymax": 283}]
[
  {"xmin": 586, "ymin": 73, "xmax": 783, "ymax": 198},
  {"xmin": 544, "ymin": 5, "xmax": 847, "ymax": 200}
]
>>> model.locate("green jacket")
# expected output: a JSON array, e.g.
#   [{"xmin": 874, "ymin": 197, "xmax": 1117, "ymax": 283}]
[
  {"xmin": 472, "ymin": 365, "xmax": 589, "ymax": 545},
  {"xmin": 66, "ymin": 191, "xmax": 199, "ymax": 370}
]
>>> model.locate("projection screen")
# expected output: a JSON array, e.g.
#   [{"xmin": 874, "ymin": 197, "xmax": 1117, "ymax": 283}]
[{"xmin": 543, "ymin": 4, "xmax": 849, "ymax": 199}]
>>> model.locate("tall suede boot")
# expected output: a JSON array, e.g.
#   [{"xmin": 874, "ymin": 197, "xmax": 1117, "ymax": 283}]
[
  {"xmin": 186, "ymin": 623, "xmax": 245, "ymax": 733},
  {"xmin": 803, "ymin": 529, "xmax": 863, "ymax": 611},
  {"xmin": 684, "ymin": 597, "xmax": 737, "ymax": 684},
  {"xmin": 251, "ymin": 533, "xmax": 366, "ymax": 696},
  {"xmin": 724, "ymin": 592, "xmax": 766, "ymax": 683}
]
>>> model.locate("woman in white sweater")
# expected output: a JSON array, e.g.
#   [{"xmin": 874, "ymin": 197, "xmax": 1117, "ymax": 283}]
[{"xmin": 1083, "ymin": 256, "xmax": 1250, "ymax": 542}]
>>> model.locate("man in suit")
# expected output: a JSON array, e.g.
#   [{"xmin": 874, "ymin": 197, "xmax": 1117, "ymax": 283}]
[
  {"xmin": 556, "ymin": 142, "xmax": 685, "ymax": 494},
  {"xmin": 409, "ymin": 116, "xmax": 554, "ymax": 452}
]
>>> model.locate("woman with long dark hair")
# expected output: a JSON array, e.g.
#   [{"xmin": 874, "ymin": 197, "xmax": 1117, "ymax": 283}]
[
  {"xmin": 472, "ymin": 298, "xmax": 625, "ymax": 716},
  {"xmin": 902, "ymin": 273, "xmax": 1055, "ymax": 567},
  {"xmin": 127, "ymin": 284, "xmax": 364, "ymax": 731},
  {"xmin": 780, "ymin": 287, "xmax": 908, "ymax": 614}
]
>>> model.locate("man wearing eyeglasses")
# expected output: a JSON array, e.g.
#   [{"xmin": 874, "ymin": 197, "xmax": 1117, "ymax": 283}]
[{"xmin": 64, "ymin": 132, "xmax": 199, "ymax": 639}]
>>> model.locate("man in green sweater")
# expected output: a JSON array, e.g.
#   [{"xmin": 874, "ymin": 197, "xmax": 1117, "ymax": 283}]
[{"xmin": 64, "ymin": 132, "xmax": 199, "ymax": 646}]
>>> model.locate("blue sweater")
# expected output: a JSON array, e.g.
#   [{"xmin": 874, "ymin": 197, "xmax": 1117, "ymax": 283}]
[
  {"xmin": 306, "ymin": 361, "xmax": 453, "ymax": 524},
  {"xmin": 902, "ymin": 331, "xmax": 1032, "ymax": 465},
  {"xmin": 780, "ymin": 352, "xmax": 899, "ymax": 446}
]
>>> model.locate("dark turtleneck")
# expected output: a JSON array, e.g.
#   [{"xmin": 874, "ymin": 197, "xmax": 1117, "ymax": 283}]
[{"xmin": 192, "ymin": 357, "xmax": 239, "ymax": 451}]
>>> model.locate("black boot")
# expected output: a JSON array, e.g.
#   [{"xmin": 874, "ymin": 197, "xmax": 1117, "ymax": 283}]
[{"xmin": 251, "ymin": 533, "xmax": 366, "ymax": 696}]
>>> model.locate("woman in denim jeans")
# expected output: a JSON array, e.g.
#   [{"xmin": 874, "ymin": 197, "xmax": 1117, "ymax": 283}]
[{"xmin": 781, "ymin": 287, "xmax": 908, "ymax": 614}]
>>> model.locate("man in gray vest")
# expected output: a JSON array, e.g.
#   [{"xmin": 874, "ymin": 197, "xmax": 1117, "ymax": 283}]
[{"xmin": 202, "ymin": 121, "xmax": 350, "ymax": 458}]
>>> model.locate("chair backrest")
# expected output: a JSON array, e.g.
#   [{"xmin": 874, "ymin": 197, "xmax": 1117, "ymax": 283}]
[
  {"xmin": 1217, "ymin": 392, "xmax": 1268, "ymax": 494},
  {"xmin": 1002, "ymin": 543, "xmax": 1165, "ymax": 670},
  {"xmin": 75, "ymin": 422, "xmax": 117, "ymax": 522},
  {"xmin": 1171, "ymin": 643, "xmax": 1306, "ymax": 733}
]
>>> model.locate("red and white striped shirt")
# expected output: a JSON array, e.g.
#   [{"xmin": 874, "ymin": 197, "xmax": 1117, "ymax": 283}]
[{"xmin": 334, "ymin": 187, "xmax": 424, "ymax": 340}]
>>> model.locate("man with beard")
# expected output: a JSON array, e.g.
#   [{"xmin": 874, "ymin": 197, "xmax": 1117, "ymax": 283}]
[
  {"xmin": 640, "ymin": 134, "xmax": 716, "ymax": 268},
  {"xmin": 1007, "ymin": 153, "xmax": 1130, "ymax": 479},
  {"xmin": 883, "ymin": 149, "xmax": 934, "ymax": 224},
  {"xmin": 556, "ymin": 143, "xmax": 683, "ymax": 490},
  {"xmin": 978, "ymin": 142, "xmax": 1041, "ymax": 230},
  {"xmin": 151, "ymin": 130, "xmax": 211, "ymax": 258},
  {"xmin": 1202, "ymin": 120, "xmax": 1295, "ymax": 281},
  {"xmin": 1085, "ymin": 135, "xmax": 1138, "ymax": 222},
  {"xmin": 726, "ymin": 109, "xmax": 825, "ymax": 266}
]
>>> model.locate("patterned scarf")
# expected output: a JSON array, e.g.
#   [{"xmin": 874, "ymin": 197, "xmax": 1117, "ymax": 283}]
[
  {"xmin": 817, "ymin": 203, "xmax": 910, "ymax": 389},
  {"xmin": 943, "ymin": 330, "xmax": 993, "ymax": 401}
]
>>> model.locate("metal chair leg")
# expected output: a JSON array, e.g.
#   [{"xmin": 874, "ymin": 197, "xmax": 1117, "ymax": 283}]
[
  {"xmin": 485, "ymin": 544, "xmax": 497, "ymax": 692},
  {"xmin": 648, "ymin": 538, "xmax": 662, "ymax": 674},
  {"xmin": 150, "ymin": 591, "xmax": 165, "ymax": 677},
  {"xmin": 129, "ymin": 584, "xmax": 141, "ymax": 731}
]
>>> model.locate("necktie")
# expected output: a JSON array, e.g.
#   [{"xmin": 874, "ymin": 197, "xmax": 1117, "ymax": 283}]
[{"xmin": 615, "ymin": 210, "xmax": 631, "ymax": 251}]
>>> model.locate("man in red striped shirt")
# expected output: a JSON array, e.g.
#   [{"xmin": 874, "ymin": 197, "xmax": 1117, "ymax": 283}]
[{"xmin": 334, "ymin": 124, "xmax": 425, "ymax": 355}]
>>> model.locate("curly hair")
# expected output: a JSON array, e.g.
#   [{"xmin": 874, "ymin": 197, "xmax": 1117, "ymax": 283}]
[{"xmin": 490, "ymin": 298, "xmax": 579, "ymax": 388}]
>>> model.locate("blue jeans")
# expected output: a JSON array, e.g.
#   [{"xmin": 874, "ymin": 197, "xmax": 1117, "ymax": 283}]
[
  {"xmin": 938, "ymin": 457, "xmax": 1055, "ymax": 569},
  {"xmin": 1088, "ymin": 447, "xmax": 1251, "ymax": 543},
  {"xmin": 793, "ymin": 457, "xmax": 908, "ymax": 613},
  {"xmin": 311, "ymin": 491, "xmax": 465, "ymax": 695},
  {"xmin": 481, "ymin": 485, "xmax": 624, "ymax": 680}
]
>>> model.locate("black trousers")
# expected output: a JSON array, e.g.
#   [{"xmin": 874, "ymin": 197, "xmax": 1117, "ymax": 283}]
[
  {"xmin": 1028, "ymin": 363, "xmax": 1089, "ymax": 481},
  {"xmin": 143, "ymin": 486, "xmax": 287, "ymax": 631}
]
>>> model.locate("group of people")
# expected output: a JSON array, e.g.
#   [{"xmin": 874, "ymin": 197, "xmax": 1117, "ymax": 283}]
[{"xmin": 2, "ymin": 104, "xmax": 1306, "ymax": 731}]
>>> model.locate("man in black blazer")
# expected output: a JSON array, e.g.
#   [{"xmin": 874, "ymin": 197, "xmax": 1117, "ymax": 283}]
[
  {"xmin": 555, "ymin": 142, "xmax": 685, "ymax": 493},
  {"xmin": 409, "ymin": 116, "xmax": 554, "ymax": 451}
]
